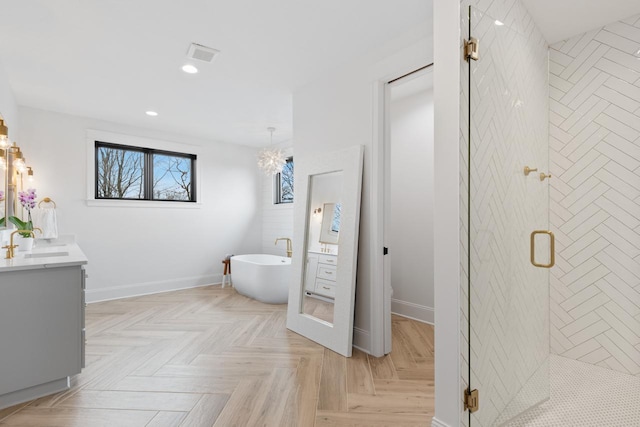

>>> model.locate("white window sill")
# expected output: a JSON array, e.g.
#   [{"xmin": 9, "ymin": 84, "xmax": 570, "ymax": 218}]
[{"xmin": 86, "ymin": 199, "xmax": 202, "ymax": 209}]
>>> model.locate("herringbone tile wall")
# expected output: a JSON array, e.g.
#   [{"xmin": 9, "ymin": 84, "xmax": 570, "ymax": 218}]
[{"xmin": 549, "ymin": 14, "xmax": 640, "ymax": 377}]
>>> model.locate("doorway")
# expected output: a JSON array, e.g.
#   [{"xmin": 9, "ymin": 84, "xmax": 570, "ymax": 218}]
[{"xmin": 382, "ymin": 66, "xmax": 435, "ymax": 353}]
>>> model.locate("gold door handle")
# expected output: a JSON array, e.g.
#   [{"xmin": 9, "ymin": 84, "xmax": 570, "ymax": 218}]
[
  {"xmin": 524, "ymin": 166, "xmax": 538, "ymax": 176},
  {"xmin": 530, "ymin": 230, "xmax": 555, "ymax": 268},
  {"xmin": 539, "ymin": 173, "xmax": 551, "ymax": 181}
]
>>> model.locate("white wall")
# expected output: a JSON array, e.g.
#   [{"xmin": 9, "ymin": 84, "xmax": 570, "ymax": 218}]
[
  {"xmin": 261, "ymin": 143, "xmax": 294, "ymax": 256},
  {"xmin": 389, "ymin": 86, "xmax": 434, "ymax": 323},
  {"xmin": 18, "ymin": 107, "xmax": 262, "ymax": 302},
  {"xmin": 432, "ymin": 1, "xmax": 462, "ymax": 425},
  {"xmin": 293, "ymin": 28, "xmax": 433, "ymax": 354}
]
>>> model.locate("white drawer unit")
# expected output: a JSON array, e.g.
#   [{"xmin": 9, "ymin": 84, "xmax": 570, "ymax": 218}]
[
  {"xmin": 315, "ymin": 279, "xmax": 336, "ymax": 298},
  {"xmin": 318, "ymin": 254, "xmax": 337, "ymax": 266},
  {"xmin": 313, "ymin": 253, "xmax": 338, "ymax": 298},
  {"xmin": 317, "ymin": 265, "xmax": 337, "ymax": 281}
]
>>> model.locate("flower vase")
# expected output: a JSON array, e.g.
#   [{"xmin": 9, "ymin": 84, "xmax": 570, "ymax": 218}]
[{"xmin": 15, "ymin": 235, "xmax": 34, "ymax": 252}]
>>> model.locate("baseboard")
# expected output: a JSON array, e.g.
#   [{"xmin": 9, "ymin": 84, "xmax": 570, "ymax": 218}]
[
  {"xmin": 85, "ymin": 274, "xmax": 221, "ymax": 303},
  {"xmin": 352, "ymin": 326, "xmax": 371, "ymax": 353},
  {"xmin": 0, "ymin": 377, "xmax": 69, "ymax": 411},
  {"xmin": 431, "ymin": 417, "xmax": 452, "ymax": 427},
  {"xmin": 391, "ymin": 299, "xmax": 434, "ymax": 324}
]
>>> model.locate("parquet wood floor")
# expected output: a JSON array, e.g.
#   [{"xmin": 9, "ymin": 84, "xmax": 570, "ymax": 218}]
[{"xmin": 0, "ymin": 286, "xmax": 434, "ymax": 426}]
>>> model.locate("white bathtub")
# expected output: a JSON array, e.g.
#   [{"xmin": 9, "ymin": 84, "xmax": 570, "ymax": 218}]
[{"xmin": 230, "ymin": 254, "xmax": 292, "ymax": 304}]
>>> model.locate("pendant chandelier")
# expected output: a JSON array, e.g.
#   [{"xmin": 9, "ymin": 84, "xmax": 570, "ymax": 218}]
[{"xmin": 257, "ymin": 127, "xmax": 286, "ymax": 175}]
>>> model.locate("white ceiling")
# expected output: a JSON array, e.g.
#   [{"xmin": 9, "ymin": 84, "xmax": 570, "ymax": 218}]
[
  {"xmin": 0, "ymin": 1, "xmax": 431, "ymax": 147},
  {"xmin": 3, "ymin": 2, "xmax": 636, "ymax": 148},
  {"xmin": 521, "ymin": 0, "xmax": 640, "ymax": 44}
]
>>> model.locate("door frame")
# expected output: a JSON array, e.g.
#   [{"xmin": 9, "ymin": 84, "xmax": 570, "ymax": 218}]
[{"xmin": 371, "ymin": 63, "xmax": 434, "ymax": 356}]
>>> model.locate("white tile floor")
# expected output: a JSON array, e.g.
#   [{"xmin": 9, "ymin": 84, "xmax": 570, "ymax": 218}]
[{"xmin": 505, "ymin": 355, "xmax": 640, "ymax": 427}]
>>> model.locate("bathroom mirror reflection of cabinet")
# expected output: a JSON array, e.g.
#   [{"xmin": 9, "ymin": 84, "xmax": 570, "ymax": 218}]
[
  {"xmin": 0, "ymin": 117, "xmax": 8, "ymax": 229},
  {"xmin": 0, "ymin": 148, "xmax": 6, "ymax": 229},
  {"xmin": 286, "ymin": 145, "xmax": 364, "ymax": 357},
  {"xmin": 302, "ymin": 172, "xmax": 343, "ymax": 325}
]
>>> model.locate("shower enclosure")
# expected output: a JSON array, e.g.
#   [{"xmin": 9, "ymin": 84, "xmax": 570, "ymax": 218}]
[{"xmin": 465, "ymin": 5, "xmax": 552, "ymax": 426}]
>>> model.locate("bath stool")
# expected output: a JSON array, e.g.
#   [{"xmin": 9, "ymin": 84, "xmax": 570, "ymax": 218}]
[{"xmin": 222, "ymin": 258, "xmax": 232, "ymax": 288}]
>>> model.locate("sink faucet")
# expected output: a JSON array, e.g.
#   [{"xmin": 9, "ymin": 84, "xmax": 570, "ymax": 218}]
[
  {"xmin": 275, "ymin": 237, "xmax": 293, "ymax": 258},
  {"xmin": 3, "ymin": 229, "xmax": 36, "ymax": 259}
]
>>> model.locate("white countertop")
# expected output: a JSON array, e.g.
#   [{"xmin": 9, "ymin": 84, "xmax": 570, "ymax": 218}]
[
  {"xmin": 0, "ymin": 242, "xmax": 88, "ymax": 272},
  {"xmin": 308, "ymin": 250, "xmax": 338, "ymax": 256}
]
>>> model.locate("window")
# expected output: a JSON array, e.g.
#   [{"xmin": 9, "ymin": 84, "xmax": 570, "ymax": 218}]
[
  {"xmin": 274, "ymin": 156, "xmax": 294, "ymax": 204},
  {"xmin": 95, "ymin": 141, "xmax": 196, "ymax": 202}
]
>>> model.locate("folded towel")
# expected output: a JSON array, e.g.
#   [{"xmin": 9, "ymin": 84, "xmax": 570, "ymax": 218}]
[{"xmin": 33, "ymin": 207, "xmax": 59, "ymax": 239}]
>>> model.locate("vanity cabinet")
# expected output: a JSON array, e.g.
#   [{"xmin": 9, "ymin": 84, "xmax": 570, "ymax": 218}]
[
  {"xmin": 305, "ymin": 252, "xmax": 338, "ymax": 298},
  {"xmin": 0, "ymin": 246, "xmax": 87, "ymax": 410}
]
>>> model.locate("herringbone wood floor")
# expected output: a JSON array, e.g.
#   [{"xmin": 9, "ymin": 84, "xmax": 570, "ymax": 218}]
[{"xmin": 0, "ymin": 286, "xmax": 434, "ymax": 427}]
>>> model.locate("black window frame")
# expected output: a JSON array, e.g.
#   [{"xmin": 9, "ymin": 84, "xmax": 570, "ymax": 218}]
[
  {"xmin": 274, "ymin": 156, "xmax": 294, "ymax": 204},
  {"xmin": 95, "ymin": 141, "xmax": 197, "ymax": 202}
]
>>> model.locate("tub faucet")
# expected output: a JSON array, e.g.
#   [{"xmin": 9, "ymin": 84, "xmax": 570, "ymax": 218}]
[{"xmin": 275, "ymin": 237, "xmax": 293, "ymax": 258}]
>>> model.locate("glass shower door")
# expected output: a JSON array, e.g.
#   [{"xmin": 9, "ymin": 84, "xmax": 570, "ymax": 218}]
[{"xmin": 467, "ymin": 6, "xmax": 551, "ymax": 426}]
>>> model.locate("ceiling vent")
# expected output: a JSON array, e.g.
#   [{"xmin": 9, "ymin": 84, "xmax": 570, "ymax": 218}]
[{"xmin": 186, "ymin": 43, "xmax": 220, "ymax": 63}]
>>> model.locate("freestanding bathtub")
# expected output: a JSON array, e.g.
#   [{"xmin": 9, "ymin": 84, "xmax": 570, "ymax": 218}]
[{"xmin": 230, "ymin": 254, "xmax": 292, "ymax": 304}]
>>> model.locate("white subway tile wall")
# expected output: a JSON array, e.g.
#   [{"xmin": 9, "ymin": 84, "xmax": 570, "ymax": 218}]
[{"xmin": 549, "ymin": 13, "xmax": 640, "ymax": 377}]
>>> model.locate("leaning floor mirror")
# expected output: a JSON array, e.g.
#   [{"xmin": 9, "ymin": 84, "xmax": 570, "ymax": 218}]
[{"xmin": 286, "ymin": 145, "xmax": 364, "ymax": 357}]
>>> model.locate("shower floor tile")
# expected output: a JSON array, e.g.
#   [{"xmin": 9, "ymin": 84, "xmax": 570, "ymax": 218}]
[{"xmin": 505, "ymin": 355, "xmax": 640, "ymax": 427}]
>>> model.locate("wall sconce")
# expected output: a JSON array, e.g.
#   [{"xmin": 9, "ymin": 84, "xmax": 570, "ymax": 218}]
[
  {"xmin": 6, "ymin": 143, "xmax": 34, "ymax": 176},
  {"xmin": 12, "ymin": 148, "xmax": 26, "ymax": 173},
  {"xmin": 0, "ymin": 119, "xmax": 9, "ymax": 149},
  {"xmin": 27, "ymin": 167, "xmax": 34, "ymax": 183},
  {"xmin": 313, "ymin": 207, "xmax": 322, "ymax": 215}
]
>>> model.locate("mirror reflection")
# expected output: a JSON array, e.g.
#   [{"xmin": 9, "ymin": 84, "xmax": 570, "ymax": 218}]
[
  {"xmin": 319, "ymin": 202, "xmax": 341, "ymax": 244},
  {"xmin": 302, "ymin": 171, "xmax": 343, "ymax": 325},
  {"xmin": 0, "ymin": 149, "xmax": 6, "ymax": 227},
  {"xmin": 0, "ymin": 148, "xmax": 7, "ymax": 228},
  {"xmin": 0, "ymin": 140, "xmax": 9, "ymax": 230}
]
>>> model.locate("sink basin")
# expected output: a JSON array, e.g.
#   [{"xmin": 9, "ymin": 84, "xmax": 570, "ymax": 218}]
[{"xmin": 25, "ymin": 251, "xmax": 69, "ymax": 258}]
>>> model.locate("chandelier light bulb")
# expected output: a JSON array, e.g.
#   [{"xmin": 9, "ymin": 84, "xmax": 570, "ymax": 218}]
[
  {"xmin": 258, "ymin": 148, "xmax": 286, "ymax": 175},
  {"xmin": 257, "ymin": 127, "xmax": 286, "ymax": 175}
]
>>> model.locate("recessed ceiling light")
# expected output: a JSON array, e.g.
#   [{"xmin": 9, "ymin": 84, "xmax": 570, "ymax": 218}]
[
  {"xmin": 145, "ymin": 111, "xmax": 158, "ymax": 117},
  {"xmin": 181, "ymin": 64, "xmax": 199, "ymax": 74},
  {"xmin": 495, "ymin": 20, "xmax": 504, "ymax": 26}
]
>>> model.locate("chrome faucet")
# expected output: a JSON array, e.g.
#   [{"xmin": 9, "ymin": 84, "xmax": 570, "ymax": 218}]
[
  {"xmin": 275, "ymin": 237, "xmax": 293, "ymax": 258},
  {"xmin": 3, "ymin": 229, "xmax": 36, "ymax": 259}
]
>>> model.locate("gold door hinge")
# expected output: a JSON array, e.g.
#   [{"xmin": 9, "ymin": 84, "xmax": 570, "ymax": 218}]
[
  {"xmin": 464, "ymin": 388, "xmax": 479, "ymax": 413},
  {"xmin": 464, "ymin": 37, "xmax": 479, "ymax": 61}
]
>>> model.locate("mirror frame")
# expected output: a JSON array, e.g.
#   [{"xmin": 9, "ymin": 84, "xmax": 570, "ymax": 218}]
[{"xmin": 286, "ymin": 145, "xmax": 364, "ymax": 357}]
